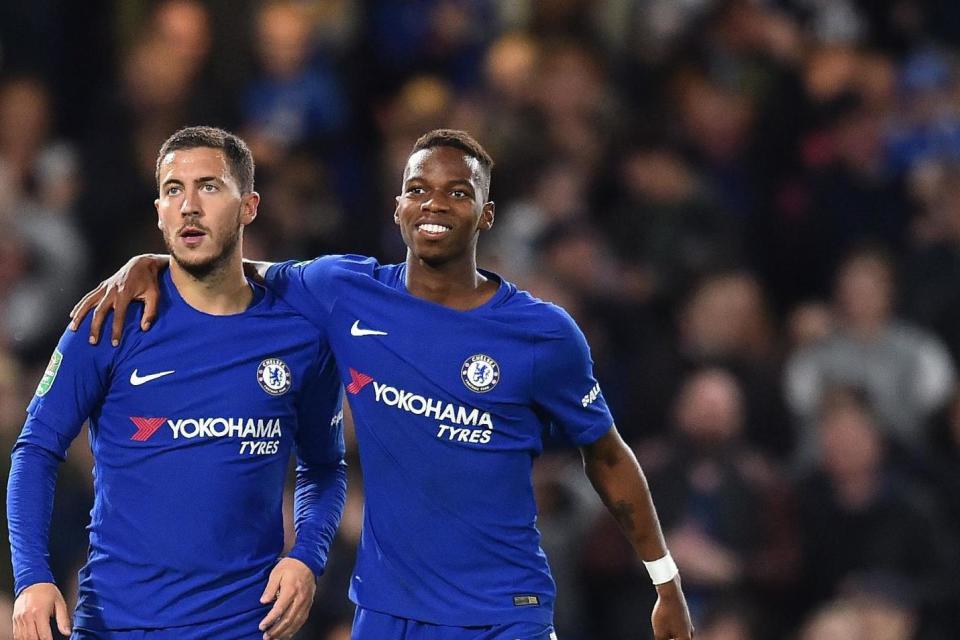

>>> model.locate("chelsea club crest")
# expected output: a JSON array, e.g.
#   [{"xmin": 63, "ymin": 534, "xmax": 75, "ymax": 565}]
[
  {"xmin": 461, "ymin": 354, "xmax": 500, "ymax": 393},
  {"xmin": 258, "ymin": 358, "xmax": 292, "ymax": 396}
]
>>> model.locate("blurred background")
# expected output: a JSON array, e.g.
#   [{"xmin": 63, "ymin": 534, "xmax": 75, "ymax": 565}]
[{"xmin": 2, "ymin": 0, "xmax": 960, "ymax": 638}]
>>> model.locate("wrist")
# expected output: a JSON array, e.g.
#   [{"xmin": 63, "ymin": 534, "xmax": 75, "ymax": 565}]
[
  {"xmin": 643, "ymin": 551, "xmax": 679, "ymax": 585},
  {"xmin": 285, "ymin": 550, "xmax": 324, "ymax": 580},
  {"xmin": 654, "ymin": 574, "xmax": 682, "ymax": 596},
  {"xmin": 15, "ymin": 573, "xmax": 56, "ymax": 597}
]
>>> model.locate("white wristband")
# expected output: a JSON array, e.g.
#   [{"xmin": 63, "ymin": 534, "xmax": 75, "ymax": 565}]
[{"xmin": 643, "ymin": 552, "xmax": 679, "ymax": 585}]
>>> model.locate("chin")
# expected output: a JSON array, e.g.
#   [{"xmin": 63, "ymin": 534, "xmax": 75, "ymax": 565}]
[
  {"xmin": 416, "ymin": 252, "xmax": 456, "ymax": 268},
  {"xmin": 172, "ymin": 252, "xmax": 223, "ymax": 279},
  {"xmin": 412, "ymin": 240, "xmax": 452, "ymax": 259}
]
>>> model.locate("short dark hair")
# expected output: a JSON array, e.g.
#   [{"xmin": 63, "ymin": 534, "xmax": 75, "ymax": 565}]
[
  {"xmin": 156, "ymin": 126, "xmax": 255, "ymax": 194},
  {"xmin": 412, "ymin": 129, "xmax": 494, "ymax": 197}
]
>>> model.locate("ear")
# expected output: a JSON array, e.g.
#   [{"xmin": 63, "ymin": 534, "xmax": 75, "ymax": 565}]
[
  {"xmin": 155, "ymin": 198, "xmax": 163, "ymax": 229},
  {"xmin": 394, "ymin": 195, "xmax": 401, "ymax": 225},
  {"xmin": 478, "ymin": 201, "xmax": 495, "ymax": 231},
  {"xmin": 240, "ymin": 192, "xmax": 260, "ymax": 226}
]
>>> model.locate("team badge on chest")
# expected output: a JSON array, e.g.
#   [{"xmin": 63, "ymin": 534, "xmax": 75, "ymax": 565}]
[
  {"xmin": 461, "ymin": 354, "xmax": 500, "ymax": 393},
  {"xmin": 257, "ymin": 358, "xmax": 292, "ymax": 396}
]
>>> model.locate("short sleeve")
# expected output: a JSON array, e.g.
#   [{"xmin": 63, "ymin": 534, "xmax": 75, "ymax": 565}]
[
  {"xmin": 264, "ymin": 257, "xmax": 342, "ymax": 330},
  {"xmin": 532, "ymin": 308, "xmax": 614, "ymax": 446},
  {"xmin": 26, "ymin": 316, "xmax": 116, "ymax": 442}
]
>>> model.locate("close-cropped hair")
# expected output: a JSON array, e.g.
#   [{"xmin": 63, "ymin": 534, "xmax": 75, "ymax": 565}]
[
  {"xmin": 413, "ymin": 129, "xmax": 495, "ymax": 172},
  {"xmin": 156, "ymin": 126, "xmax": 255, "ymax": 194},
  {"xmin": 412, "ymin": 129, "xmax": 494, "ymax": 197}
]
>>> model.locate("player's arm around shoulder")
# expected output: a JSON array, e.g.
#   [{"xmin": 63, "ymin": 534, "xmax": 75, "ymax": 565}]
[
  {"xmin": 580, "ymin": 428, "xmax": 694, "ymax": 640},
  {"xmin": 258, "ymin": 254, "xmax": 371, "ymax": 329},
  {"xmin": 69, "ymin": 254, "xmax": 168, "ymax": 346}
]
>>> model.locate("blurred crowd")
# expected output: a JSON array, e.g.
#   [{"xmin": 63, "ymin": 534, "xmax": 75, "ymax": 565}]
[{"xmin": 3, "ymin": 0, "xmax": 960, "ymax": 638}]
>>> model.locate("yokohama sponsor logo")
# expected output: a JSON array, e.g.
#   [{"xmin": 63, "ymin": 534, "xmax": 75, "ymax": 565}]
[
  {"xmin": 130, "ymin": 417, "xmax": 166, "ymax": 441},
  {"xmin": 129, "ymin": 417, "xmax": 282, "ymax": 441},
  {"xmin": 371, "ymin": 381, "xmax": 494, "ymax": 429},
  {"xmin": 346, "ymin": 368, "xmax": 373, "ymax": 395}
]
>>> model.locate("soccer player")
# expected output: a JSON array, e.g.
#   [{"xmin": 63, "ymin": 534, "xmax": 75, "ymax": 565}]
[
  {"xmin": 8, "ymin": 127, "xmax": 347, "ymax": 640},
  {"xmin": 70, "ymin": 129, "xmax": 694, "ymax": 639}
]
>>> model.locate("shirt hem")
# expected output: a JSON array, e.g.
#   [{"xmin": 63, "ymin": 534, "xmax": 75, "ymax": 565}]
[
  {"xmin": 571, "ymin": 421, "xmax": 615, "ymax": 446},
  {"xmin": 74, "ymin": 602, "xmax": 269, "ymax": 632},
  {"xmin": 350, "ymin": 595, "xmax": 555, "ymax": 627}
]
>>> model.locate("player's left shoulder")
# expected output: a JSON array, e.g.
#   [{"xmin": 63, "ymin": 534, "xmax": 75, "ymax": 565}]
[
  {"xmin": 271, "ymin": 253, "xmax": 381, "ymax": 288},
  {"xmin": 503, "ymin": 285, "xmax": 582, "ymax": 340}
]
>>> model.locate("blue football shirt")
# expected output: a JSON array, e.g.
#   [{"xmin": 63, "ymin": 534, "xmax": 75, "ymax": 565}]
[
  {"xmin": 267, "ymin": 255, "xmax": 614, "ymax": 626},
  {"xmin": 8, "ymin": 270, "xmax": 346, "ymax": 631}
]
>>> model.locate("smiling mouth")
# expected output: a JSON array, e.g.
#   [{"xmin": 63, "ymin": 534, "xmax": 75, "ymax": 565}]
[{"xmin": 416, "ymin": 223, "xmax": 452, "ymax": 237}]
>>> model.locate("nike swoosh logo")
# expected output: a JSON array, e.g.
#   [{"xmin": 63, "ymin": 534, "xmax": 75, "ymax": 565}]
[
  {"xmin": 130, "ymin": 369, "xmax": 176, "ymax": 386},
  {"xmin": 350, "ymin": 320, "xmax": 388, "ymax": 337}
]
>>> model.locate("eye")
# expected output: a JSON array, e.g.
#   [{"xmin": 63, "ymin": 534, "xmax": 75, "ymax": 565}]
[
  {"xmin": 166, "ymin": 186, "xmax": 182, "ymax": 196},
  {"xmin": 407, "ymin": 186, "xmax": 426, "ymax": 195},
  {"xmin": 201, "ymin": 183, "xmax": 219, "ymax": 193},
  {"xmin": 451, "ymin": 190, "xmax": 469, "ymax": 199}
]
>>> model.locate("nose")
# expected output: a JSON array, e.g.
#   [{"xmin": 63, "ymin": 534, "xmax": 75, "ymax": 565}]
[
  {"xmin": 180, "ymin": 187, "xmax": 202, "ymax": 217},
  {"xmin": 421, "ymin": 192, "xmax": 449, "ymax": 213}
]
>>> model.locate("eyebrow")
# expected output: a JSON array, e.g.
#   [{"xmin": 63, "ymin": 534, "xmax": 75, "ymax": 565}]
[
  {"xmin": 404, "ymin": 177, "xmax": 475, "ymax": 191},
  {"xmin": 161, "ymin": 176, "xmax": 224, "ymax": 188}
]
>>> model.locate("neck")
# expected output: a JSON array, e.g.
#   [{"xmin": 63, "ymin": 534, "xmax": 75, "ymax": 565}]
[
  {"xmin": 169, "ymin": 252, "xmax": 252, "ymax": 315},
  {"xmin": 845, "ymin": 317, "xmax": 886, "ymax": 340},
  {"xmin": 404, "ymin": 250, "xmax": 496, "ymax": 310}
]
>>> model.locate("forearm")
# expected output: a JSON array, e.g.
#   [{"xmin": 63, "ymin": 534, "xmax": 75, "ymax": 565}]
[
  {"xmin": 7, "ymin": 442, "xmax": 62, "ymax": 594},
  {"xmin": 583, "ymin": 429, "xmax": 693, "ymax": 636},
  {"xmin": 287, "ymin": 460, "xmax": 347, "ymax": 577},
  {"xmin": 582, "ymin": 429, "xmax": 668, "ymax": 562},
  {"xmin": 143, "ymin": 254, "xmax": 272, "ymax": 292}
]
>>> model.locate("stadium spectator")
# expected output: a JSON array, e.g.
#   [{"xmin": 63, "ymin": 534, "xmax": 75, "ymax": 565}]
[
  {"xmin": 0, "ymin": 76, "xmax": 87, "ymax": 357},
  {"xmin": 580, "ymin": 369, "xmax": 792, "ymax": 636},
  {"xmin": 678, "ymin": 272, "xmax": 792, "ymax": 457},
  {"xmin": 904, "ymin": 161, "xmax": 960, "ymax": 364},
  {"xmin": 798, "ymin": 591, "xmax": 917, "ymax": 640},
  {"xmin": 602, "ymin": 144, "xmax": 741, "ymax": 306},
  {"xmin": 785, "ymin": 245, "xmax": 955, "ymax": 464},
  {"xmin": 242, "ymin": 1, "xmax": 349, "ymax": 170},
  {"xmin": 794, "ymin": 390, "xmax": 953, "ymax": 633}
]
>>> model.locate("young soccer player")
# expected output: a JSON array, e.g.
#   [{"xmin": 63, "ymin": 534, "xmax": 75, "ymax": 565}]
[
  {"xmin": 8, "ymin": 127, "xmax": 346, "ymax": 640},
  {"xmin": 70, "ymin": 129, "xmax": 694, "ymax": 640}
]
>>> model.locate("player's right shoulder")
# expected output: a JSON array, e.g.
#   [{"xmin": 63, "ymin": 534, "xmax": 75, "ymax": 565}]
[
  {"xmin": 28, "ymin": 314, "xmax": 124, "ymax": 403},
  {"xmin": 61, "ymin": 299, "xmax": 152, "ymax": 359}
]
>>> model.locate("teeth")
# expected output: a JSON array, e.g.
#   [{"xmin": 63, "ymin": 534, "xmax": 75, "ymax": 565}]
[{"xmin": 418, "ymin": 224, "xmax": 449, "ymax": 233}]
